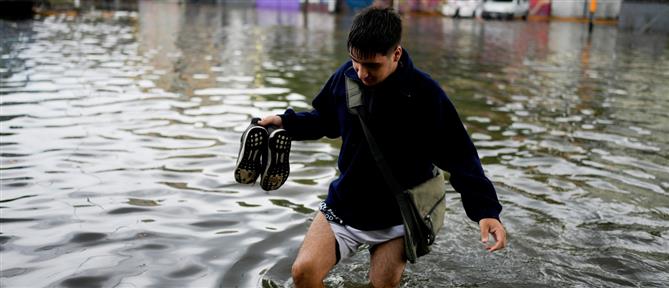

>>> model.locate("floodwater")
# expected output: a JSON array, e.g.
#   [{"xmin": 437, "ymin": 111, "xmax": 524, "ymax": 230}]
[{"xmin": 1, "ymin": 2, "xmax": 668, "ymax": 288}]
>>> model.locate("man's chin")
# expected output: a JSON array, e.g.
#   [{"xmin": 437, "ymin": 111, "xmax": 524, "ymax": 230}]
[{"xmin": 361, "ymin": 79, "xmax": 377, "ymax": 86}]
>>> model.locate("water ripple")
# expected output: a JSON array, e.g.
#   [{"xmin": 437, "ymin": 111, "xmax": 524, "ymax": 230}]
[{"xmin": 1, "ymin": 5, "xmax": 668, "ymax": 288}]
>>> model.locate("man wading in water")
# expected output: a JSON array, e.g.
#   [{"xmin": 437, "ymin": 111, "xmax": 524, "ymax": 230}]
[{"xmin": 258, "ymin": 7, "xmax": 507, "ymax": 288}]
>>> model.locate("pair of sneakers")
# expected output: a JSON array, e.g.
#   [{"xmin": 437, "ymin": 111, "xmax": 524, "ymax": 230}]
[{"xmin": 234, "ymin": 118, "xmax": 291, "ymax": 191}]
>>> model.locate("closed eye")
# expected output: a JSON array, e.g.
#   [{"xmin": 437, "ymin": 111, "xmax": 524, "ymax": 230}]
[
  {"xmin": 350, "ymin": 55, "xmax": 382, "ymax": 70},
  {"xmin": 363, "ymin": 63, "xmax": 381, "ymax": 69},
  {"xmin": 353, "ymin": 60, "xmax": 381, "ymax": 70}
]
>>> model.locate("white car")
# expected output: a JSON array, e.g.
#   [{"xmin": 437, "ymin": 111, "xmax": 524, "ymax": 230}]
[
  {"xmin": 442, "ymin": 0, "xmax": 483, "ymax": 18},
  {"xmin": 481, "ymin": 0, "xmax": 530, "ymax": 20}
]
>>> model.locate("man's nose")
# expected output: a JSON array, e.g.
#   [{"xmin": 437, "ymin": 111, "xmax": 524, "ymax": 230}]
[{"xmin": 357, "ymin": 67, "xmax": 368, "ymax": 80}]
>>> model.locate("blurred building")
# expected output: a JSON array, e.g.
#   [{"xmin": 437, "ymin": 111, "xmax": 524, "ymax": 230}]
[
  {"xmin": 530, "ymin": 0, "xmax": 551, "ymax": 17},
  {"xmin": 619, "ymin": 0, "xmax": 669, "ymax": 33},
  {"xmin": 551, "ymin": 0, "xmax": 622, "ymax": 19}
]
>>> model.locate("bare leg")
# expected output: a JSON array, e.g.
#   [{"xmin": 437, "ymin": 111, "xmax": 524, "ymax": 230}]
[
  {"xmin": 292, "ymin": 213, "xmax": 338, "ymax": 288},
  {"xmin": 368, "ymin": 237, "xmax": 406, "ymax": 288}
]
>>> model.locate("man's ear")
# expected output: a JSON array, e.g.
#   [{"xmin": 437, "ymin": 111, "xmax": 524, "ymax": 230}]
[{"xmin": 393, "ymin": 46, "xmax": 403, "ymax": 62}]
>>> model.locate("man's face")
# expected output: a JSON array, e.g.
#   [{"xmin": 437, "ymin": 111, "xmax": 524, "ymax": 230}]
[{"xmin": 350, "ymin": 46, "xmax": 402, "ymax": 87}]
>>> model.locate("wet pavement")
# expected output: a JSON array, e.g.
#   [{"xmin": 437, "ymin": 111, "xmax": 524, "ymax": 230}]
[{"xmin": 1, "ymin": 2, "xmax": 668, "ymax": 287}]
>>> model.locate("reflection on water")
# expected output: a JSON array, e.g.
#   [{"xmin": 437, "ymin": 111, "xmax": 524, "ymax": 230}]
[{"xmin": 1, "ymin": 2, "xmax": 668, "ymax": 287}]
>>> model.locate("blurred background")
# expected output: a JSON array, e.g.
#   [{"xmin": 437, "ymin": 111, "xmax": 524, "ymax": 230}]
[{"xmin": 1, "ymin": 0, "xmax": 668, "ymax": 287}]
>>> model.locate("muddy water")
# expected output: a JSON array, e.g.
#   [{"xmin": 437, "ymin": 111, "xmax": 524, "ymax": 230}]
[{"xmin": 1, "ymin": 3, "xmax": 668, "ymax": 288}]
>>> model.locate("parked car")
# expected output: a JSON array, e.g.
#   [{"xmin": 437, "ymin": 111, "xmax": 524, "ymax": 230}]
[
  {"xmin": 442, "ymin": 0, "xmax": 483, "ymax": 18},
  {"xmin": 481, "ymin": 0, "xmax": 530, "ymax": 20}
]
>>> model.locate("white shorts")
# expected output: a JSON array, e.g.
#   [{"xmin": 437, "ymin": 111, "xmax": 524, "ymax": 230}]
[{"xmin": 328, "ymin": 221, "xmax": 405, "ymax": 263}]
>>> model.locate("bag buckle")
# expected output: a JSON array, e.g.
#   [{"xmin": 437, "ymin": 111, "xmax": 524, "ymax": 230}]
[{"xmin": 424, "ymin": 215, "xmax": 435, "ymax": 245}]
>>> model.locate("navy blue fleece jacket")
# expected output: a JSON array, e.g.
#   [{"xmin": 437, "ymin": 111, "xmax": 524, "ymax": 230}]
[{"xmin": 280, "ymin": 50, "xmax": 502, "ymax": 230}]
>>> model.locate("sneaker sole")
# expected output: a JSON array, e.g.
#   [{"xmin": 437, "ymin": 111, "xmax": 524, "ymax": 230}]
[
  {"xmin": 260, "ymin": 129, "xmax": 291, "ymax": 191},
  {"xmin": 234, "ymin": 125, "xmax": 267, "ymax": 184}
]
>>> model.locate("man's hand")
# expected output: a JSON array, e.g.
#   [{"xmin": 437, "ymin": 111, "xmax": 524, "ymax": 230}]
[
  {"xmin": 479, "ymin": 218, "xmax": 507, "ymax": 252},
  {"xmin": 258, "ymin": 115, "xmax": 283, "ymax": 127}
]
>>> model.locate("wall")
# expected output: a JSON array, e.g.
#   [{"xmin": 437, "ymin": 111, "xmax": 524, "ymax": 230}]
[
  {"xmin": 619, "ymin": 0, "xmax": 669, "ymax": 33},
  {"xmin": 551, "ymin": 0, "xmax": 622, "ymax": 19}
]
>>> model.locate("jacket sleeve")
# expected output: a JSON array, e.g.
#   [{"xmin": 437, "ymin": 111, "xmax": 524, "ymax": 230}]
[
  {"xmin": 430, "ymin": 88, "xmax": 502, "ymax": 223},
  {"xmin": 279, "ymin": 73, "xmax": 341, "ymax": 141}
]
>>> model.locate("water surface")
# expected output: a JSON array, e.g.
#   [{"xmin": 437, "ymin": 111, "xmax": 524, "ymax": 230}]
[{"xmin": 1, "ymin": 3, "xmax": 668, "ymax": 287}]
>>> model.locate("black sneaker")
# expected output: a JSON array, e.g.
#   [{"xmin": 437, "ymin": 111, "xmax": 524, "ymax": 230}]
[
  {"xmin": 260, "ymin": 126, "xmax": 291, "ymax": 191},
  {"xmin": 234, "ymin": 118, "xmax": 268, "ymax": 184}
]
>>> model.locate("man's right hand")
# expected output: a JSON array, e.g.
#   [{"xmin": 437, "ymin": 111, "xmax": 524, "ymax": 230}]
[{"xmin": 258, "ymin": 115, "xmax": 283, "ymax": 128}]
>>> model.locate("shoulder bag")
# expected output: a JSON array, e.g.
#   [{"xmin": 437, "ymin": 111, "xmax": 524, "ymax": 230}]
[{"xmin": 345, "ymin": 77, "xmax": 447, "ymax": 263}]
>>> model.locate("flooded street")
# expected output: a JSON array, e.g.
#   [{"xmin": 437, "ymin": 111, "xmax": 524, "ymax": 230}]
[{"xmin": 1, "ymin": 2, "xmax": 668, "ymax": 287}]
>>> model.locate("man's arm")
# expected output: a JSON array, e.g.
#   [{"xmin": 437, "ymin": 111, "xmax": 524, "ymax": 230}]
[
  {"xmin": 428, "ymin": 86, "xmax": 507, "ymax": 251},
  {"xmin": 259, "ymin": 74, "xmax": 341, "ymax": 141},
  {"xmin": 431, "ymin": 92, "xmax": 502, "ymax": 222}
]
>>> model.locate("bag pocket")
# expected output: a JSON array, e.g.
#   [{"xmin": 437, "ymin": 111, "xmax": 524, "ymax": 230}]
[
  {"xmin": 402, "ymin": 169, "xmax": 447, "ymax": 263},
  {"xmin": 408, "ymin": 169, "xmax": 447, "ymax": 237}
]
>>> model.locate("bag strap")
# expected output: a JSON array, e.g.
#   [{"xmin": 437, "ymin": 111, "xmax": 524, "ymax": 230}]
[
  {"xmin": 346, "ymin": 75, "xmax": 363, "ymax": 116},
  {"xmin": 346, "ymin": 76, "xmax": 424, "ymax": 263},
  {"xmin": 345, "ymin": 77, "xmax": 405, "ymax": 196}
]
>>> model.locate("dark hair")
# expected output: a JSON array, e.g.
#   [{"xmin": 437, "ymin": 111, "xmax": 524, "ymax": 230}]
[{"xmin": 347, "ymin": 7, "xmax": 402, "ymax": 59}]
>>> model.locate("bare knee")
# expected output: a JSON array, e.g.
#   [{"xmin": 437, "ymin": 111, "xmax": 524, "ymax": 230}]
[{"xmin": 292, "ymin": 259, "xmax": 325, "ymax": 288}]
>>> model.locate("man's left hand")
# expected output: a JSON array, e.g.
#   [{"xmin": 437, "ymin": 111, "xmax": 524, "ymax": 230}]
[{"xmin": 479, "ymin": 218, "xmax": 507, "ymax": 252}]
